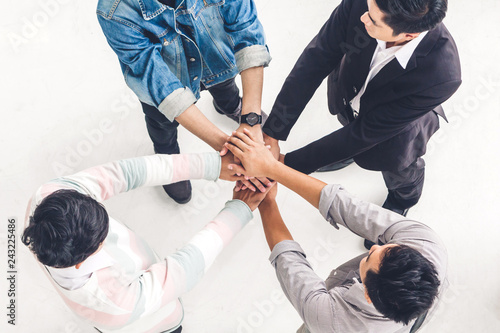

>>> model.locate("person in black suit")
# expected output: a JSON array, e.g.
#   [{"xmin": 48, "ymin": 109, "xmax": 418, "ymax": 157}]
[{"xmin": 261, "ymin": 0, "xmax": 461, "ymax": 244}]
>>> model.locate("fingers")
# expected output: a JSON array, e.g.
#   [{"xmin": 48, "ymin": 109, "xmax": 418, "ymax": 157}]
[
  {"xmin": 265, "ymin": 180, "xmax": 277, "ymax": 193},
  {"xmin": 226, "ymin": 135, "xmax": 248, "ymax": 152},
  {"xmin": 219, "ymin": 145, "xmax": 228, "ymax": 156},
  {"xmin": 225, "ymin": 141, "xmax": 244, "ymax": 160},
  {"xmin": 240, "ymin": 178, "xmax": 257, "ymax": 192},
  {"xmin": 232, "ymin": 129, "xmax": 256, "ymax": 146},
  {"xmin": 228, "ymin": 175, "xmax": 247, "ymax": 182},
  {"xmin": 234, "ymin": 180, "xmax": 243, "ymax": 192},
  {"xmin": 233, "ymin": 176, "xmax": 268, "ymax": 192},
  {"xmin": 247, "ymin": 177, "xmax": 267, "ymax": 192},
  {"xmin": 257, "ymin": 176, "xmax": 272, "ymax": 187},
  {"xmin": 228, "ymin": 163, "xmax": 246, "ymax": 175},
  {"xmin": 242, "ymin": 128, "xmax": 258, "ymax": 143}
]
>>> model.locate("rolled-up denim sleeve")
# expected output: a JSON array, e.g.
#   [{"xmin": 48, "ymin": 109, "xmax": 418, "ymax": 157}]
[
  {"xmin": 220, "ymin": 0, "xmax": 271, "ymax": 72},
  {"xmin": 97, "ymin": 15, "xmax": 196, "ymax": 122}
]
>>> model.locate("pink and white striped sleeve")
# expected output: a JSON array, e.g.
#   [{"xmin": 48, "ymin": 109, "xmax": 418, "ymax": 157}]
[
  {"xmin": 28, "ymin": 152, "xmax": 221, "ymax": 206},
  {"xmin": 124, "ymin": 200, "xmax": 253, "ymax": 317}
]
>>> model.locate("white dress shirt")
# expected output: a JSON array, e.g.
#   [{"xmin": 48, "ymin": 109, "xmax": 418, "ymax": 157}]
[{"xmin": 350, "ymin": 31, "xmax": 428, "ymax": 118}]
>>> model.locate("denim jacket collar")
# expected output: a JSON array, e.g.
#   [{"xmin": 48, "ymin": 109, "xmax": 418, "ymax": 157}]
[
  {"xmin": 138, "ymin": 0, "xmax": 226, "ymax": 20},
  {"xmin": 138, "ymin": 0, "xmax": 168, "ymax": 20}
]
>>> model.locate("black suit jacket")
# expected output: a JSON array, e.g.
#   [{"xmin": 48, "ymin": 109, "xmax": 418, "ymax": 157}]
[{"xmin": 262, "ymin": 0, "xmax": 461, "ymax": 173}]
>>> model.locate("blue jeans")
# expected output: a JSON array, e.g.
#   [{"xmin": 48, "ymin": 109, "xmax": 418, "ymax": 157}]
[{"xmin": 141, "ymin": 78, "xmax": 240, "ymax": 154}]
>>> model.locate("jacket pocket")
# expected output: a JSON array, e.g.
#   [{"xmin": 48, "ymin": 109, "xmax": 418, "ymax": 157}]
[
  {"xmin": 159, "ymin": 29, "xmax": 182, "ymax": 78},
  {"xmin": 192, "ymin": 0, "xmax": 225, "ymax": 19}
]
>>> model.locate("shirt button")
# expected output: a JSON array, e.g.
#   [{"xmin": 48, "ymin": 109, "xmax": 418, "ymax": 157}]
[
  {"xmin": 353, "ymin": 86, "xmax": 357, "ymax": 93},
  {"xmin": 190, "ymin": 58, "xmax": 196, "ymax": 62},
  {"xmin": 193, "ymin": 76, "xmax": 198, "ymax": 81},
  {"xmin": 343, "ymin": 98, "xmax": 347, "ymax": 106},
  {"xmin": 163, "ymin": 40, "xmax": 169, "ymax": 46}
]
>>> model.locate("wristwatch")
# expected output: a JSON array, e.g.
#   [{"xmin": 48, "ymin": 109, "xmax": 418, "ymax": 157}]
[{"xmin": 240, "ymin": 112, "xmax": 262, "ymax": 126}]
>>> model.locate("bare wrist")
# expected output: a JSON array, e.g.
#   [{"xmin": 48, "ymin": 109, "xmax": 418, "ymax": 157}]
[
  {"xmin": 258, "ymin": 199, "xmax": 276, "ymax": 212},
  {"xmin": 267, "ymin": 159, "xmax": 282, "ymax": 180},
  {"xmin": 216, "ymin": 133, "xmax": 229, "ymax": 151},
  {"xmin": 264, "ymin": 135, "xmax": 278, "ymax": 143}
]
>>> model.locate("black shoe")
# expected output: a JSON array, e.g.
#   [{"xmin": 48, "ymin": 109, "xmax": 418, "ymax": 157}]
[
  {"xmin": 162, "ymin": 180, "xmax": 192, "ymax": 204},
  {"xmin": 316, "ymin": 158, "xmax": 355, "ymax": 172},
  {"xmin": 364, "ymin": 239, "xmax": 376, "ymax": 250},
  {"xmin": 389, "ymin": 207, "xmax": 409, "ymax": 217},
  {"xmin": 382, "ymin": 201, "xmax": 410, "ymax": 217}
]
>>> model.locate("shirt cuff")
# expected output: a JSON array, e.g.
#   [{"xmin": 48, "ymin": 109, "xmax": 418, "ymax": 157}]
[
  {"xmin": 158, "ymin": 87, "xmax": 198, "ymax": 122},
  {"xmin": 319, "ymin": 184, "xmax": 342, "ymax": 230},
  {"xmin": 235, "ymin": 45, "xmax": 272, "ymax": 73},
  {"xmin": 224, "ymin": 199, "xmax": 254, "ymax": 224},
  {"xmin": 201, "ymin": 152, "xmax": 221, "ymax": 181},
  {"xmin": 269, "ymin": 240, "xmax": 305, "ymax": 264}
]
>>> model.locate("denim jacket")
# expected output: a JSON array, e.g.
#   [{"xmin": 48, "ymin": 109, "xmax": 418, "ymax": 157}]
[{"xmin": 97, "ymin": 0, "xmax": 271, "ymax": 121}]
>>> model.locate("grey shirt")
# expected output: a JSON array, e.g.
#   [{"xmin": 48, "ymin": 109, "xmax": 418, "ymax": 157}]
[{"xmin": 269, "ymin": 184, "xmax": 448, "ymax": 333}]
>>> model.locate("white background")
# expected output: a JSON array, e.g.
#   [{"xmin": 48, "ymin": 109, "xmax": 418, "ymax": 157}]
[{"xmin": 1, "ymin": 0, "xmax": 499, "ymax": 332}]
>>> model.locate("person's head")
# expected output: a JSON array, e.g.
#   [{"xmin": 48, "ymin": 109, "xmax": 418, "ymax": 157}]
[
  {"xmin": 22, "ymin": 189, "xmax": 109, "ymax": 268},
  {"xmin": 360, "ymin": 0, "xmax": 447, "ymax": 43},
  {"xmin": 359, "ymin": 244, "xmax": 440, "ymax": 325}
]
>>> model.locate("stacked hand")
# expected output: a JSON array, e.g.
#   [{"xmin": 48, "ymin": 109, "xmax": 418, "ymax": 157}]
[
  {"xmin": 219, "ymin": 126, "xmax": 282, "ymax": 210},
  {"xmin": 232, "ymin": 180, "xmax": 276, "ymax": 211},
  {"xmin": 224, "ymin": 129, "xmax": 279, "ymax": 178},
  {"xmin": 220, "ymin": 124, "xmax": 277, "ymax": 192}
]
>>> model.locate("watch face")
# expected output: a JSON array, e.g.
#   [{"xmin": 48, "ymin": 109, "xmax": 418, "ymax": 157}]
[{"xmin": 246, "ymin": 113, "xmax": 259, "ymax": 126}]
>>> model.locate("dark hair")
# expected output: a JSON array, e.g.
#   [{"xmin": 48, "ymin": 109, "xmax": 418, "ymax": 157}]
[
  {"xmin": 374, "ymin": 0, "xmax": 448, "ymax": 35},
  {"xmin": 22, "ymin": 189, "xmax": 109, "ymax": 268},
  {"xmin": 364, "ymin": 245, "xmax": 440, "ymax": 325}
]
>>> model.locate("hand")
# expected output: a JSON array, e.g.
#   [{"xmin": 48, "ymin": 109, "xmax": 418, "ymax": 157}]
[
  {"xmin": 232, "ymin": 124, "xmax": 272, "ymax": 192},
  {"xmin": 237, "ymin": 123, "xmax": 264, "ymax": 144},
  {"xmin": 263, "ymin": 133, "xmax": 280, "ymax": 161},
  {"xmin": 220, "ymin": 151, "xmax": 246, "ymax": 182},
  {"xmin": 261, "ymin": 182, "xmax": 278, "ymax": 205},
  {"xmin": 233, "ymin": 181, "xmax": 276, "ymax": 211},
  {"xmin": 220, "ymin": 149, "xmax": 267, "ymax": 192},
  {"xmin": 225, "ymin": 128, "xmax": 278, "ymax": 178}
]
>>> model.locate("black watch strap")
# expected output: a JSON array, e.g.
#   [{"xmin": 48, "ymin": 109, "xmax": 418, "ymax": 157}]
[{"xmin": 240, "ymin": 112, "xmax": 262, "ymax": 126}]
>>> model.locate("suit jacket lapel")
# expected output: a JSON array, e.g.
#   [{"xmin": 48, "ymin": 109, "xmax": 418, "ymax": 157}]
[
  {"xmin": 365, "ymin": 58, "xmax": 409, "ymax": 93},
  {"xmin": 348, "ymin": 39, "xmax": 378, "ymax": 89},
  {"xmin": 363, "ymin": 25, "xmax": 442, "ymax": 94}
]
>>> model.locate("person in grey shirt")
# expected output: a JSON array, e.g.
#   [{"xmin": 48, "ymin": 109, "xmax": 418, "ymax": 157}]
[{"xmin": 224, "ymin": 129, "xmax": 447, "ymax": 333}]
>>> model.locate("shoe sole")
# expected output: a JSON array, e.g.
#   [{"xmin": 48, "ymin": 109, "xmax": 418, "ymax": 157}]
[{"xmin": 170, "ymin": 193, "xmax": 192, "ymax": 205}]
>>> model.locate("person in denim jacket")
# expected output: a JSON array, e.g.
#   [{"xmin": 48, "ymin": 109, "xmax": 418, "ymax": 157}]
[{"xmin": 97, "ymin": 0, "xmax": 271, "ymax": 203}]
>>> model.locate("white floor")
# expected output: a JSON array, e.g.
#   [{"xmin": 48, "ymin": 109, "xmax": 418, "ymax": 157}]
[{"xmin": 1, "ymin": 0, "xmax": 500, "ymax": 332}]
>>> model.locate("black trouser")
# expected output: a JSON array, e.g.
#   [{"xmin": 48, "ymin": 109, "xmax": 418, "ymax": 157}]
[
  {"xmin": 336, "ymin": 112, "xmax": 435, "ymax": 211},
  {"xmin": 141, "ymin": 78, "xmax": 240, "ymax": 154},
  {"xmin": 382, "ymin": 158, "xmax": 426, "ymax": 210}
]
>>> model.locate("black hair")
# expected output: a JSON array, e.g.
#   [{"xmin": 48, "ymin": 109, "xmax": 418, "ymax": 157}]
[
  {"xmin": 364, "ymin": 245, "xmax": 440, "ymax": 325},
  {"xmin": 22, "ymin": 189, "xmax": 109, "ymax": 268},
  {"xmin": 374, "ymin": 0, "xmax": 448, "ymax": 35}
]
